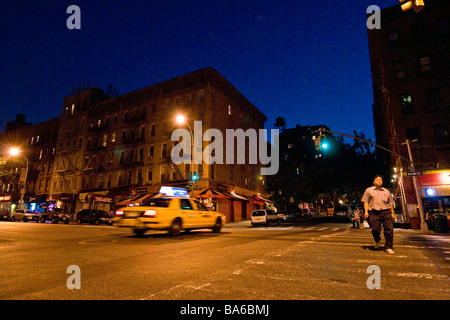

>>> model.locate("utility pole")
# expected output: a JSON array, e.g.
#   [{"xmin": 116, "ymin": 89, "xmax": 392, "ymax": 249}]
[{"xmin": 403, "ymin": 139, "xmax": 428, "ymax": 233}]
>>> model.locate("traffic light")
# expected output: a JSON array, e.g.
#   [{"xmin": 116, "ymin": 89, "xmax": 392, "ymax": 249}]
[
  {"xmin": 320, "ymin": 137, "xmax": 328, "ymax": 150},
  {"xmin": 314, "ymin": 136, "xmax": 320, "ymax": 151},
  {"xmin": 399, "ymin": 0, "xmax": 425, "ymax": 13},
  {"xmin": 192, "ymin": 171, "xmax": 198, "ymax": 181},
  {"xmin": 314, "ymin": 135, "xmax": 328, "ymax": 151}
]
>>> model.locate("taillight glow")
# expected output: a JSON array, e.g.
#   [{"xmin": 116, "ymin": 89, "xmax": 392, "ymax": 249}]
[
  {"xmin": 142, "ymin": 210, "xmax": 157, "ymax": 217},
  {"xmin": 115, "ymin": 210, "xmax": 124, "ymax": 216}
]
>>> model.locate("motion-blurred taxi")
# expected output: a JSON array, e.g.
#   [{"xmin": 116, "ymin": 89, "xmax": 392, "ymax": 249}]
[{"xmin": 114, "ymin": 187, "xmax": 226, "ymax": 236}]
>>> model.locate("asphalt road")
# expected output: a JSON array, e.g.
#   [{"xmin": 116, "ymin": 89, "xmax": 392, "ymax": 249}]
[{"xmin": 0, "ymin": 218, "xmax": 449, "ymax": 302}]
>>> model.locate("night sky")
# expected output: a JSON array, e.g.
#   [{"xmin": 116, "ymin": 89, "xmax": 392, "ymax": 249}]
[{"xmin": 1, "ymin": 0, "xmax": 397, "ymax": 141}]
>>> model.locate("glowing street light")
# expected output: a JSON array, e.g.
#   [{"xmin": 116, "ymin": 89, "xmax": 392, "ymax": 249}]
[
  {"xmin": 9, "ymin": 147, "xmax": 20, "ymax": 157},
  {"xmin": 8, "ymin": 147, "xmax": 29, "ymax": 209},
  {"xmin": 174, "ymin": 114, "xmax": 195, "ymax": 184}
]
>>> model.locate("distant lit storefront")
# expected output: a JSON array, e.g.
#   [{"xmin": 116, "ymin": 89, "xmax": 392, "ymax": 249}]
[{"xmin": 419, "ymin": 170, "xmax": 450, "ymax": 219}]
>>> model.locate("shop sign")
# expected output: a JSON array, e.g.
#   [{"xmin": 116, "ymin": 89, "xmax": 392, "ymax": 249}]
[{"xmin": 0, "ymin": 196, "xmax": 11, "ymax": 202}]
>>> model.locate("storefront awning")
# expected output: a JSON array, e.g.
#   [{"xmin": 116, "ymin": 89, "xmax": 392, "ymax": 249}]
[
  {"xmin": 116, "ymin": 193, "xmax": 156, "ymax": 206},
  {"xmin": 193, "ymin": 188, "xmax": 233, "ymax": 199},
  {"xmin": 252, "ymin": 195, "xmax": 273, "ymax": 204}
]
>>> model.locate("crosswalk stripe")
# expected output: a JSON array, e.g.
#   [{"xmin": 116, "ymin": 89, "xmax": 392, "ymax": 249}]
[{"xmin": 247, "ymin": 226, "xmax": 345, "ymax": 232}]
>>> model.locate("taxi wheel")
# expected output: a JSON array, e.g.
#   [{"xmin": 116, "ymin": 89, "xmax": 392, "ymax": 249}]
[
  {"xmin": 133, "ymin": 229, "xmax": 146, "ymax": 236},
  {"xmin": 169, "ymin": 218, "xmax": 182, "ymax": 237},
  {"xmin": 212, "ymin": 218, "xmax": 222, "ymax": 233}
]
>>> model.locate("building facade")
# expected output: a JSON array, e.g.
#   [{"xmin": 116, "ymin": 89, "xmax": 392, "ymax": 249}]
[
  {"xmin": 1, "ymin": 68, "xmax": 270, "ymax": 222},
  {"xmin": 368, "ymin": 0, "xmax": 450, "ymax": 228},
  {"xmin": 0, "ymin": 116, "xmax": 60, "ymax": 213}
]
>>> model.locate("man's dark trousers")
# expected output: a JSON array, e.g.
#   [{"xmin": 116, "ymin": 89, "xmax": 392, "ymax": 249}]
[{"xmin": 369, "ymin": 210, "xmax": 394, "ymax": 249}]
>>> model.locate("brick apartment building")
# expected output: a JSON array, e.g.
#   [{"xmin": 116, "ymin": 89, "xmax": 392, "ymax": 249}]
[
  {"xmin": 368, "ymin": 0, "xmax": 450, "ymax": 228},
  {"xmin": 0, "ymin": 68, "xmax": 270, "ymax": 222},
  {"xmin": 0, "ymin": 115, "xmax": 60, "ymax": 212}
]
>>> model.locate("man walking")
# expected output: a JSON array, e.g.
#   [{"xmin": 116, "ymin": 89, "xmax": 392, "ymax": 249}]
[{"xmin": 362, "ymin": 175, "xmax": 396, "ymax": 254}]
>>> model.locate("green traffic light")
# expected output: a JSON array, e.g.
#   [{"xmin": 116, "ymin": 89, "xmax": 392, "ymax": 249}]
[{"xmin": 321, "ymin": 142, "xmax": 328, "ymax": 149}]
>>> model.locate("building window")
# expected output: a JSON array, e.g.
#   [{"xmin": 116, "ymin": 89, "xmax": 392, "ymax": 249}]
[
  {"xmin": 437, "ymin": 17, "xmax": 450, "ymax": 36},
  {"xmin": 394, "ymin": 61, "xmax": 407, "ymax": 79},
  {"xmin": 128, "ymin": 149, "xmax": 134, "ymax": 163},
  {"xmin": 148, "ymin": 168, "xmax": 153, "ymax": 183},
  {"xmin": 161, "ymin": 143, "xmax": 167, "ymax": 158},
  {"xmin": 406, "ymin": 127, "xmax": 420, "ymax": 141},
  {"xmin": 198, "ymin": 90, "xmax": 205, "ymax": 103},
  {"xmin": 210, "ymin": 164, "xmax": 215, "ymax": 180},
  {"xmin": 433, "ymin": 124, "xmax": 449, "ymax": 146},
  {"xmin": 160, "ymin": 166, "xmax": 167, "ymax": 183},
  {"xmin": 102, "ymin": 134, "xmax": 107, "ymax": 147},
  {"xmin": 400, "ymin": 94, "xmax": 415, "ymax": 114},
  {"xmin": 425, "ymin": 88, "xmax": 441, "ymax": 109},
  {"xmin": 198, "ymin": 164, "xmax": 203, "ymax": 179},
  {"xmin": 137, "ymin": 169, "xmax": 143, "ymax": 185},
  {"xmin": 107, "ymin": 174, "xmax": 111, "ymax": 188},
  {"xmin": 149, "ymin": 145, "xmax": 154, "ymax": 159},
  {"xmin": 111, "ymin": 133, "xmax": 116, "ymax": 143},
  {"xmin": 119, "ymin": 151, "xmax": 124, "ymax": 164},
  {"xmin": 138, "ymin": 147, "xmax": 144, "ymax": 162},
  {"xmin": 185, "ymin": 164, "xmax": 191, "ymax": 180},
  {"xmin": 127, "ymin": 171, "xmax": 132, "ymax": 185},
  {"xmin": 388, "ymin": 31, "xmax": 400, "ymax": 48},
  {"xmin": 419, "ymin": 56, "xmax": 431, "ymax": 72},
  {"xmin": 150, "ymin": 124, "xmax": 156, "ymax": 137},
  {"xmin": 140, "ymin": 126, "xmax": 145, "ymax": 139},
  {"xmin": 228, "ymin": 104, "xmax": 232, "ymax": 115},
  {"xmin": 98, "ymin": 175, "xmax": 104, "ymax": 189}
]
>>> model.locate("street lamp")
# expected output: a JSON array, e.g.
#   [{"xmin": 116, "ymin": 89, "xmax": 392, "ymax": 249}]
[
  {"xmin": 174, "ymin": 114, "xmax": 195, "ymax": 183},
  {"xmin": 8, "ymin": 147, "xmax": 29, "ymax": 209}
]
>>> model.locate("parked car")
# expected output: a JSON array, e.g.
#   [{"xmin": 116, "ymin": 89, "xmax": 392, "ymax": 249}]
[
  {"xmin": 251, "ymin": 209, "xmax": 279, "ymax": 226},
  {"xmin": 277, "ymin": 210, "xmax": 296, "ymax": 222},
  {"xmin": 40, "ymin": 207, "xmax": 70, "ymax": 224},
  {"xmin": 333, "ymin": 205, "xmax": 352, "ymax": 221},
  {"xmin": 76, "ymin": 209, "xmax": 113, "ymax": 225},
  {"xmin": 11, "ymin": 209, "xmax": 40, "ymax": 222},
  {"xmin": 0, "ymin": 211, "xmax": 11, "ymax": 221}
]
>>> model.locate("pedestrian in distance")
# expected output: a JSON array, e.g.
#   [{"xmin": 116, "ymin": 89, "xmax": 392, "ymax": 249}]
[
  {"xmin": 362, "ymin": 175, "xmax": 396, "ymax": 254},
  {"xmin": 356, "ymin": 206, "xmax": 365, "ymax": 230}
]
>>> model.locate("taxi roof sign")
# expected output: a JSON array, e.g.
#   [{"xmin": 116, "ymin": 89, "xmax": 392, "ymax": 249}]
[{"xmin": 159, "ymin": 186, "xmax": 189, "ymax": 197}]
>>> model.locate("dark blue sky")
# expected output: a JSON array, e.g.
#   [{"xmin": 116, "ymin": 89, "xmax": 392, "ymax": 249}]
[{"xmin": 1, "ymin": 0, "xmax": 397, "ymax": 141}]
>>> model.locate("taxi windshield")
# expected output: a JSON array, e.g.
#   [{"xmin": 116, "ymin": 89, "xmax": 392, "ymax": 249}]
[{"xmin": 141, "ymin": 197, "xmax": 171, "ymax": 207}]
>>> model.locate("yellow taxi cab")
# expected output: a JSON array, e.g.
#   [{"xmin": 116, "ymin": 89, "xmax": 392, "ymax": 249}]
[{"xmin": 114, "ymin": 187, "xmax": 226, "ymax": 236}]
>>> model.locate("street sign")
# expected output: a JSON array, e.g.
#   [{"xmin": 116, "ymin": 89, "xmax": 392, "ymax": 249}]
[{"xmin": 407, "ymin": 171, "xmax": 423, "ymax": 176}]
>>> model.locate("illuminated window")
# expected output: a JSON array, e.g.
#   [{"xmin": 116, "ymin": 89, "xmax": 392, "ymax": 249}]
[
  {"xmin": 400, "ymin": 94, "xmax": 415, "ymax": 114},
  {"xmin": 394, "ymin": 61, "xmax": 406, "ymax": 79},
  {"xmin": 419, "ymin": 56, "xmax": 431, "ymax": 72}
]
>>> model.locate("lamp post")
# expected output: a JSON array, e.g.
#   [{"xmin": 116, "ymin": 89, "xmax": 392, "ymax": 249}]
[
  {"xmin": 175, "ymin": 114, "xmax": 195, "ymax": 186},
  {"xmin": 9, "ymin": 147, "xmax": 29, "ymax": 209}
]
